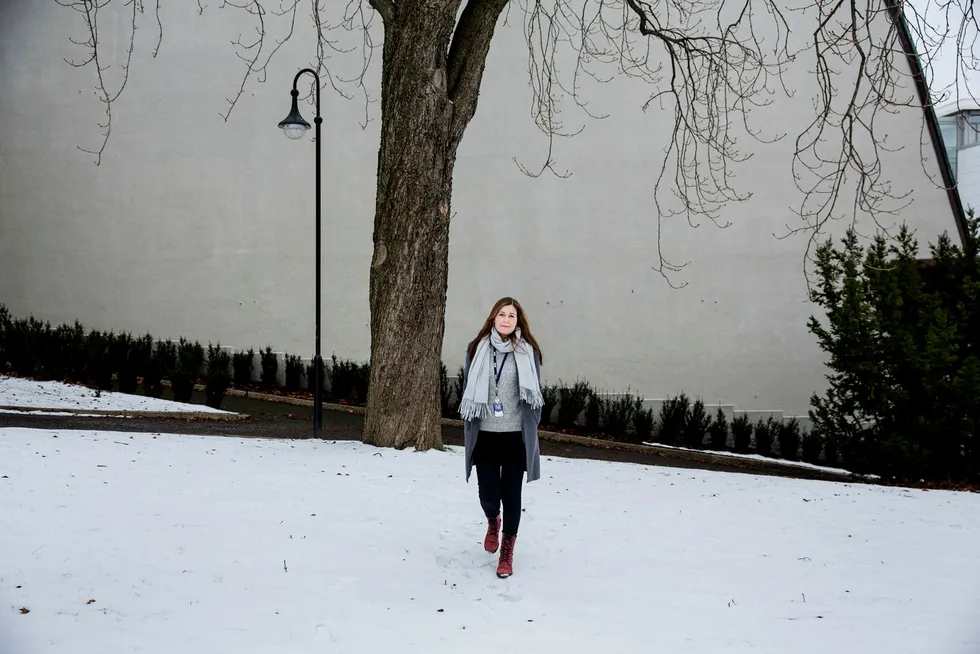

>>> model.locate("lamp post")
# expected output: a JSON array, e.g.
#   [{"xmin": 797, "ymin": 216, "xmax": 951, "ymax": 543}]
[{"xmin": 278, "ymin": 68, "xmax": 323, "ymax": 439}]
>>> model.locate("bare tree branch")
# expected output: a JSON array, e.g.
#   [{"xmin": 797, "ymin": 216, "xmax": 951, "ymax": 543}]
[
  {"xmin": 516, "ymin": 0, "xmax": 792, "ymax": 286},
  {"xmin": 55, "ymin": 0, "xmax": 144, "ymax": 165},
  {"xmin": 447, "ymin": 0, "xmax": 512, "ymax": 146},
  {"xmin": 781, "ymin": 0, "xmax": 980, "ymax": 284},
  {"xmin": 58, "ymin": 0, "xmax": 980, "ymax": 288},
  {"xmin": 60, "ymin": 0, "xmax": 381, "ymax": 160}
]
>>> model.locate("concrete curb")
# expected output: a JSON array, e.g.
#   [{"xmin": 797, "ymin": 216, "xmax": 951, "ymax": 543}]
[{"xmin": 0, "ymin": 405, "xmax": 250, "ymax": 421}]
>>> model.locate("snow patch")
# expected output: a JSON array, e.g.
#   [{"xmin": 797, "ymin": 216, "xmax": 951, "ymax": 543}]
[
  {"xmin": 1, "ymin": 427, "xmax": 978, "ymax": 652},
  {"xmin": 0, "ymin": 375, "xmax": 234, "ymax": 414}
]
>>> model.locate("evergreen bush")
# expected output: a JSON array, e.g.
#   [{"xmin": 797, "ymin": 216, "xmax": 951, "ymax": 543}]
[
  {"xmin": 284, "ymin": 354, "xmax": 304, "ymax": 392},
  {"xmin": 777, "ymin": 417, "xmax": 802, "ymax": 461},
  {"xmin": 556, "ymin": 380, "xmax": 591, "ymax": 429},
  {"xmin": 599, "ymin": 391, "xmax": 643, "ymax": 438},
  {"xmin": 233, "ymin": 348, "xmax": 255, "ymax": 386},
  {"xmin": 708, "ymin": 407, "xmax": 729, "ymax": 450},
  {"xmin": 801, "ymin": 429, "xmax": 824, "ymax": 465},
  {"xmin": 753, "ymin": 418, "xmax": 776, "ymax": 457},
  {"xmin": 683, "ymin": 398, "xmax": 711, "ymax": 449},
  {"xmin": 205, "ymin": 343, "xmax": 232, "ymax": 408},
  {"xmin": 633, "ymin": 405, "xmax": 656, "ymax": 443},
  {"xmin": 808, "ymin": 216, "xmax": 980, "ymax": 482},
  {"xmin": 732, "ymin": 414, "xmax": 752, "ymax": 453},
  {"xmin": 657, "ymin": 393, "xmax": 690, "ymax": 445},
  {"xmin": 260, "ymin": 346, "xmax": 279, "ymax": 390}
]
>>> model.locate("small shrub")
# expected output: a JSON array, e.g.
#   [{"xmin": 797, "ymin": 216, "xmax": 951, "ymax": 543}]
[
  {"xmin": 129, "ymin": 334, "xmax": 154, "ymax": 387},
  {"xmin": 823, "ymin": 429, "xmax": 841, "ymax": 467},
  {"xmin": 111, "ymin": 332, "xmax": 138, "ymax": 394},
  {"xmin": 585, "ymin": 390, "xmax": 601, "ymax": 432},
  {"xmin": 85, "ymin": 330, "xmax": 114, "ymax": 391},
  {"xmin": 328, "ymin": 356, "xmax": 354, "ymax": 401},
  {"xmin": 29, "ymin": 319, "xmax": 57, "ymax": 380},
  {"xmin": 732, "ymin": 414, "xmax": 752, "ymax": 453},
  {"xmin": 25, "ymin": 318, "xmax": 48, "ymax": 377},
  {"xmin": 599, "ymin": 391, "xmax": 643, "ymax": 438},
  {"xmin": 260, "ymin": 346, "xmax": 279, "ymax": 389},
  {"xmin": 778, "ymin": 417, "xmax": 802, "ymax": 461},
  {"xmin": 328, "ymin": 355, "xmax": 370, "ymax": 403},
  {"xmin": 352, "ymin": 362, "xmax": 370, "ymax": 403},
  {"xmin": 0, "ymin": 304, "xmax": 9, "ymax": 370},
  {"xmin": 305, "ymin": 359, "xmax": 326, "ymax": 397},
  {"xmin": 454, "ymin": 365, "xmax": 465, "ymax": 411},
  {"xmin": 55, "ymin": 321, "xmax": 87, "ymax": 382},
  {"xmin": 232, "ymin": 348, "xmax": 255, "ymax": 386},
  {"xmin": 58, "ymin": 320, "xmax": 88, "ymax": 382},
  {"xmin": 633, "ymin": 406, "xmax": 656, "ymax": 443},
  {"xmin": 708, "ymin": 408, "xmax": 729, "ymax": 450},
  {"xmin": 440, "ymin": 363, "xmax": 452, "ymax": 416},
  {"xmin": 171, "ymin": 338, "xmax": 204, "ymax": 403},
  {"xmin": 754, "ymin": 418, "xmax": 776, "ymax": 457},
  {"xmin": 145, "ymin": 340, "xmax": 176, "ymax": 398},
  {"xmin": 439, "ymin": 364, "xmax": 465, "ymax": 417},
  {"xmin": 205, "ymin": 343, "xmax": 232, "ymax": 409},
  {"xmin": 556, "ymin": 380, "xmax": 592, "ymax": 429},
  {"xmin": 284, "ymin": 354, "xmax": 304, "ymax": 392},
  {"xmin": 657, "ymin": 393, "xmax": 690, "ymax": 445},
  {"xmin": 683, "ymin": 398, "xmax": 711, "ymax": 449},
  {"xmin": 801, "ymin": 429, "xmax": 824, "ymax": 465},
  {"xmin": 541, "ymin": 384, "xmax": 560, "ymax": 426},
  {"xmin": 5, "ymin": 319, "xmax": 30, "ymax": 375}
]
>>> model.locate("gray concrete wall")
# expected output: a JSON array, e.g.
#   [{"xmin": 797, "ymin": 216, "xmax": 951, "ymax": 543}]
[{"xmin": 0, "ymin": 1, "xmax": 960, "ymax": 416}]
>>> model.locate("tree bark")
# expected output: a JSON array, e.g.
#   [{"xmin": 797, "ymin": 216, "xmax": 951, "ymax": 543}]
[
  {"xmin": 362, "ymin": 0, "xmax": 509, "ymax": 450},
  {"xmin": 361, "ymin": 5, "xmax": 459, "ymax": 450}
]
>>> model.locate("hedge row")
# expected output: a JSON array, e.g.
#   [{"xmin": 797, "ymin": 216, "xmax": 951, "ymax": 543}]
[
  {"xmin": 1, "ymin": 305, "xmax": 829, "ymax": 468},
  {"xmin": 0, "ymin": 306, "xmax": 368, "ymax": 409}
]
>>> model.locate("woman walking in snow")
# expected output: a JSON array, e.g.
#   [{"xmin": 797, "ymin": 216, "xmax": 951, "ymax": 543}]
[{"xmin": 460, "ymin": 297, "xmax": 544, "ymax": 578}]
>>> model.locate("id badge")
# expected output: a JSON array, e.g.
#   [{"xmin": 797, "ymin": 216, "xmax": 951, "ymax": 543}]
[{"xmin": 493, "ymin": 399, "xmax": 504, "ymax": 417}]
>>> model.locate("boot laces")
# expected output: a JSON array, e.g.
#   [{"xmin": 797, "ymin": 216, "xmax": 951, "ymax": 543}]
[{"xmin": 500, "ymin": 536, "xmax": 515, "ymax": 561}]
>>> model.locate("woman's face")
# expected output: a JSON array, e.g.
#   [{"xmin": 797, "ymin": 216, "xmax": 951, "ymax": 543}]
[{"xmin": 494, "ymin": 305, "xmax": 518, "ymax": 337}]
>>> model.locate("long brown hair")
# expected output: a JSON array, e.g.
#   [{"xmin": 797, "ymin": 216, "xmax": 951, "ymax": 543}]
[{"xmin": 467, "ymin": 297, "xmax": 544, "ymax": 364}]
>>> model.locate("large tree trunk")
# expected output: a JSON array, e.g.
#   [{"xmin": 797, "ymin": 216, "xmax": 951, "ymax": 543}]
[
  {"xmin": 362, "ymin": 0, "xmax": 509, "ymax": 450},
  {"xmin": 362, "ymin": 6, "xmax": 459, "ymax": 450}
]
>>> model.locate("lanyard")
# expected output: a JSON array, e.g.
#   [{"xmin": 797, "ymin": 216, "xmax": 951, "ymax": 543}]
[{"xmin": 492, "ymin": 351, "xmax": 509, "ymax": 394}]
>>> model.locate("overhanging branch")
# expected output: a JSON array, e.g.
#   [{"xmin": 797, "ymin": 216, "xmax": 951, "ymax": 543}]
[{"xmin": 446, "ymin": 0, "xmax": 511, "ymax": 146}]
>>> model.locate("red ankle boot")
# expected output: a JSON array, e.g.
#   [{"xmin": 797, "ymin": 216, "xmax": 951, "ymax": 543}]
[
  {"xmin": 496, "ymin": 533, "xmax": 517, "ymax": 578},
  {"xmin": 484, "ymin": 515, "xmax": 501, "ymax": 553}
]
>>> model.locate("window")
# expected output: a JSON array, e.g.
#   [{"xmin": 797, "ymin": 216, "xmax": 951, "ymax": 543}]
[
  {"xmin": 958, "ymin": 112, "xmax": 980, "ymax": 148},
  {"xmin": 939, "ymin": 116, "xmax": 958, "ymax": 178}
]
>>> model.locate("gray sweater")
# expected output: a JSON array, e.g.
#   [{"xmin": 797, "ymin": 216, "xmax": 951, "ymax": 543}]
[
  {"xmin": 478, "ymin": 348, "xmax": 523, "ymax": 432},
  {"xmin": 463, "ymin": 348, "xmax": 542, "ymax": 482}
]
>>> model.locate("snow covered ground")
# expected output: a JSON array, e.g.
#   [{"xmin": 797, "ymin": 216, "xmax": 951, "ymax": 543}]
[
  {"xmin": 1, "ymin": 428, "xmax": 978, "ymax": 653},
  {"xmin": 0, "ymin": 375, "xmax": 232, "ymax": 414}
]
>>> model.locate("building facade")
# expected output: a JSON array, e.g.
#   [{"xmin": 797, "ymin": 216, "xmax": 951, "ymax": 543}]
[
  {"xmin": 938, "ymin": 99, "xmax": 980, "ymax": 214},
  {"xmin": 0, "ymin": 1, "xmax": 966, "ymax": 421}
]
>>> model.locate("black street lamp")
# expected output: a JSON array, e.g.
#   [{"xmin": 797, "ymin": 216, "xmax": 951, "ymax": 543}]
[{"xmin": 278, "ymin": 68, "xmax": 323, "ymax": 439}]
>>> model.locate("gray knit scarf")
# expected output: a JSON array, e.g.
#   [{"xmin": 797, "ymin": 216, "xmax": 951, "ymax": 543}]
[{"xmin": 460, "ymin": 327, "xmax": 543, "ymax": 421}]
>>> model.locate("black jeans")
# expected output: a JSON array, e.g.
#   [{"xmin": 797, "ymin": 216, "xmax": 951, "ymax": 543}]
[{"xmin": 473, "ymin": 430, "xmax": 526, "ymax": 536}]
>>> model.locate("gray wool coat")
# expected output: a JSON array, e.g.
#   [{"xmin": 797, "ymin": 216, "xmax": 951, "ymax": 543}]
[{"xmin": 462, "ymin": 348, "xmax": 543, "ymax": 483}]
